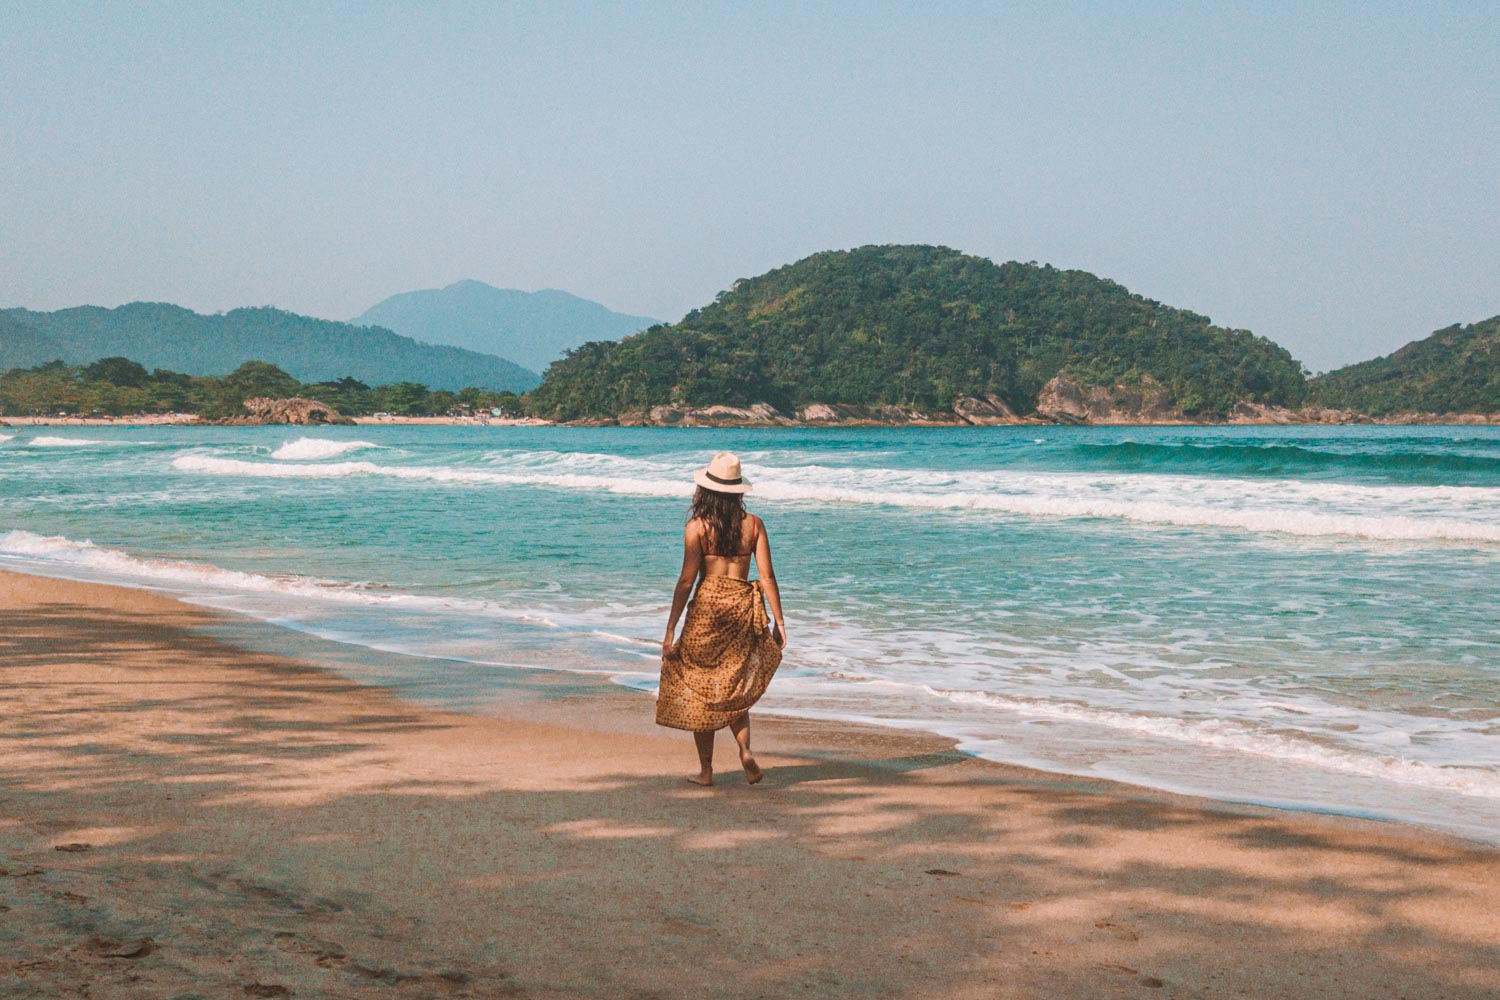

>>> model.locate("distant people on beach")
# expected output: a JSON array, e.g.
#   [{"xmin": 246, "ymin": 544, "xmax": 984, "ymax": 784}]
[{"xmin": 657, "ymin": 452, "xmax": 787, "ymax": 785}]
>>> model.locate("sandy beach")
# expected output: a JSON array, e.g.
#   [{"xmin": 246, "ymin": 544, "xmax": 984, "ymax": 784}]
[{"xmin": 2, "ymin": 570, "xmax": 1497, "ymax": 999}]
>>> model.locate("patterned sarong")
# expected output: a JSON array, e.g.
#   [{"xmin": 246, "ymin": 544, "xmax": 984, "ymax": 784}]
[{"xmin": 656, "ymin": 575, "xmax": 783, "ymax": 732}]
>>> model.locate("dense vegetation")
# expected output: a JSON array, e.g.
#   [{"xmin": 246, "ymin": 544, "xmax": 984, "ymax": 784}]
[
  {"xmin": 1311, "ymin": 316, "xmax": 1500, "ymax": 415},
  {"xmin": 0, "ymin": 358, "xmax": 520, "ymax": 419},
  {"xmin": 1, "ymin": 303, "xmax": 539, "ymax": 392},
  {"xmin": 526, "ymin": 245, "xmax": 1309, "ymax": 419},
  {"xmin": 355, "ymin": 280, "xmax": 659, "ymax": 375}
]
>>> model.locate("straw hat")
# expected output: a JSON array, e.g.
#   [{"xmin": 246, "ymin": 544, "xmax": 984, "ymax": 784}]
[{"xmin": 693, "ymin": 451, "xmax": 752, "ymax": 493}]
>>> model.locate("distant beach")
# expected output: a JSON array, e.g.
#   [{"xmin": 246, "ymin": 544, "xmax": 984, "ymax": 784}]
[{"xmin": 2, "ymin": 413, "xmax": 553, "ymax": 427}]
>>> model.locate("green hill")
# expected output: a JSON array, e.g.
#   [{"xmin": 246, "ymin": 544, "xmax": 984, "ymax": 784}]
[
  {"xmin": 0, "ymin": 312, "xmax": 69, "ymax": 369},
  {"xmin": 525, "ymin": 245, "xmax": 1308, "ymax": 420},
  {"xmin": 1312, "ymin": 316, "xmax": 1500, "ymax": 415},
  {"xmin": 355, "ymin": 280, "xmax": 659, "ymax": 375},
  {"xmin": 2, "ymin": 302, "xmax": 540, "ymax": 392}
]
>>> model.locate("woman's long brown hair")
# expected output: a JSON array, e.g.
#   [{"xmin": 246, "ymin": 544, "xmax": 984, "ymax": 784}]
[{"xmin": 689, "ymin": 486, "xmax": 747, "ymax": 556}]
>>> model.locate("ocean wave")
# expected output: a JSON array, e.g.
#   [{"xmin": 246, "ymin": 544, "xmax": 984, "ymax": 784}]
[
  {"xmin": 1073, "ymin": 439, "xmax": 1500, "ymax": 479},
  {"xmin": 271, "ymin": 437, "xmax": 381, "ymax": 461},
  {"xmin": 170, "ymin": 452, "xmax": 1500, "ymax": 543},
  {"xmin": 28, "ymin": 436, "xmax": 110, "ymax": 447},
  {"xmin": 922, "ymin": 686, "xmax": 1500, "ymax": 799},
  {"xmin": 0, "ymin": 529, "xmax": 558, "ymax": 625}
]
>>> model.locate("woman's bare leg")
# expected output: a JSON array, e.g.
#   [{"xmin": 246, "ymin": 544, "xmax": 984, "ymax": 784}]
[
  {"xmin": 688, "ymin": 730, "xmax": 714, "ymax": 785},
  {"xmin": 729, "ymin": 712, "xmax": 762, "ymax": 784}
]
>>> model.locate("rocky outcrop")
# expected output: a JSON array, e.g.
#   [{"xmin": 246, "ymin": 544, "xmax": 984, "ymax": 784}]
[
  {"xmin": 227, "ymin": 397, "xmax": 353, "ymax": 426},
  {"xmin": 952, "ymin": 393, "xmax": 1025, "ymax": 425},
  {"xmin": 576, "ymin": 385, "xmax": 1500, "ymax": 428},
  {"xmin": 610, "ymin": 403, "xmax": 796, "ymax": 428},
  {"xmin": 795, "ymin": 403, "xmax": 963, "ymax": 426},
  {"xmin": 1371, "ymin": 411, "xmax": 1500, "ymax": 426},
  {"xmin": 1229, "ymin": 402, "xmax": 1369, "ymax": 425},
  {"xmin": 1034, "ymin": 375, "xmax": 1184, "ymax": 425}
]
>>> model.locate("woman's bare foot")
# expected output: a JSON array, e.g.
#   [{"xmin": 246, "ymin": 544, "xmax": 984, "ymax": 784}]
[
  {"xmin": 741, "ymin": 756, "xmax": 763, "ymax": 785},
  {"xmin": 687, "ymin": 771, "xmax": 713, "ymax": 786}
]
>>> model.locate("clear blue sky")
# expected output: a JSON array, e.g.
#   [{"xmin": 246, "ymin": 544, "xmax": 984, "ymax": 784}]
[{"xmin": 2, "ymin": 2, "xmax": 1495, "ymax": 371}]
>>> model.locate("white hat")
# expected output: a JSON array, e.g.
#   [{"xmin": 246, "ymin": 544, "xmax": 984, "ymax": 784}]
[{"xmin": 693, "ymin": 451, "xmax": 752, "ymax": 493}]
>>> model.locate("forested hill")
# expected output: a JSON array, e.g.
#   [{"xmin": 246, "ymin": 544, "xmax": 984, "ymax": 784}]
[
  {"xmin": 1, "ymin": 303, "xmax": 541, "ymax": 392},
  {"xmin": 355, "ymin": 281, "xmax": 659, "ymax": 375},
  {"xmin": 525, "ymin": 245, "xmax": 1307, "ymax": 420},
  {"xmin": 0, "ymin": 312, "xmax": 66, "ymax": 370},
  {"xmin": 1312, "ymin": 316, "xmax": 1500, "ymax": 415}
]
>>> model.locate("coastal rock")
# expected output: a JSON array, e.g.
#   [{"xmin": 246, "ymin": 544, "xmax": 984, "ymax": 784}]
[
  {"xmin": 1229, "ymin": 401, "xmax": 1299, "ymax": 425},
  {"xmin": 647, "ymin": 405, "xmax": 688, "ymax": 426},
  {"xmin": 1033, "ymin": 376, "xmax": 1091, "ymax": 424},
  {"xmin": 232, "ymin": 397, "xmax": 353, "ymax": 426},
  {"xmin": 795, "ymin": 402, "xmax": 962, "ymax": 426},
  {"xmin": 953, "ymin": 392, "xmax": 1023, "ymax": 426},
  {"xmin": 1034, "ymin": 375, "xmax": 1184, "ymax": 425},
  {"xmin": 1297, "ymin": 406, "xmax": 1369, "ymax": 425},
  {"xmin": 620, "ymin": 403, "xmax": 797, "ymax": 427},
  {"xmin": 690, "ymin": 403, "xmax": 795, "ymax": 427}
]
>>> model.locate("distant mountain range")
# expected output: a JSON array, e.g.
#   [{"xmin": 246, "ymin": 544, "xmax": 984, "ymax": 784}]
[
  {"xmin": 3, "ymin": 270, "xmax": 1495, "ymax": 418},
  {"xmin": 353, "ymin": 281, "xmax": 660, "ymax": 375},
  {"xmin": 0, "ymin": 303, "xmax": 539, "ymax": 392}
]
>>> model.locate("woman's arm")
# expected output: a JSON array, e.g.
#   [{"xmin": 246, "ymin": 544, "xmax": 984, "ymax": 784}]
[
  {"xmin": 663, "ymin": 521, "xmax": 704, "ymax": 658},
  {"xmin": 753, "ymin": 516, "xmax": 787, "ymax": 648}
]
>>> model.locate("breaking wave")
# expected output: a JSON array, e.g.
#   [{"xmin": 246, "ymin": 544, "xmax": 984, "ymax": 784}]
[
  {"xmin": 170, "ymin": 451, "xmax": 1500, "ymax": 544},
  {"xmin": 270, "ymin": 437, "xmax": 381, "ymax": 461}
]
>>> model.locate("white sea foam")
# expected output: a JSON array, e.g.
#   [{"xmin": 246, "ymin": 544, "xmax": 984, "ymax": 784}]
[
  {"xmin": 270, "ymin": 437, "xmax": 380, "ymax": 461},
  {"xmin": 170, "ymin": 451, "xmax": 1500, "ymax": 543},
  {"xmin": 0, "ymin": 529, "xmax": 555, "ymax": 625},
  {"xmin": 4, "ymin": 525, "xmax": 1497, "ymax": 825},
  {"xmin": 0, "ymin": 433, "xmax": 14, "ymax": 442},
  {"xmin": 920, "ymin": 686, "xmax": 1500, "ymax": 799},
  {"xmin": 29, "ymin": 436, "xmax": 107, "ymax": 447}
]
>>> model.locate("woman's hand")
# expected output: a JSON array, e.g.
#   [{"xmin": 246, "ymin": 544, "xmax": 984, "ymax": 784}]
[
  {"xmin": 661, "ymin": 635, "xmax": 674, "ymax": 660},
  {"xmin": 772, "ymin": 621, "xmax": 787, "ymax": 649}
]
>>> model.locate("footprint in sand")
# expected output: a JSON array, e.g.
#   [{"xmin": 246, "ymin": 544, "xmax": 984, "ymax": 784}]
[
  {"xmin": 1094, "ymin": 919, "xmax": 1141, "ymax": 942},
  {"xmin": 53, "ymin": 843, "xmax": 92, "ymax": 853},
  {"xmin": 241, "ymin": 985, "xmax": 291, "ymax": 998},
  {"xmin": 87, "ymin": 936, "xmax": 155, "ymax": 959},
  {"xmin": 0, "ymin": 865, "xmax": 45, "ymax": 878},
  {"xmin": 273, "ymin": 931, "xmax": 348, "ymax": 968},
  {"xmin": 1096, "ymin": 963, "xmax": 1165, "ymax": 989}
]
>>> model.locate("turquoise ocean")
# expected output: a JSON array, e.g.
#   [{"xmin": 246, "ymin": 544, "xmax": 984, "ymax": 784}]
[{"xmin": 2, "ymin": 424, "xmax": 1498, "ymax": 841}]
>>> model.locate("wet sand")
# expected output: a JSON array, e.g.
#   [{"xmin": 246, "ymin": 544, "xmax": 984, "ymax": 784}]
[{"xmin": 2, "ymin": 569, "xmax": 1497, "ymax": 998}]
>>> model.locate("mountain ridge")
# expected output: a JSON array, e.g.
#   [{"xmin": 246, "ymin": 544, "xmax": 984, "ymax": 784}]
[
  {"xmin": 1, "ymin": 302, "xmax": 539, "ymax": 391},
  {"xmin": 354, "ymin": 280, "xmax": 660, "ymax": 374}
]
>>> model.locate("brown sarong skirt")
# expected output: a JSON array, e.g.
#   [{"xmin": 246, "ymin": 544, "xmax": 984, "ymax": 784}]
[{"xmin": 656, "ymin": 575, "xmax": 783, "ymax": 732}]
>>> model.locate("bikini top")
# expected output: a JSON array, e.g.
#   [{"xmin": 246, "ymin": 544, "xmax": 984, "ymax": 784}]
[{"xmin": 703, "ymin": 518, "xmax": 757, "ymax": 559}]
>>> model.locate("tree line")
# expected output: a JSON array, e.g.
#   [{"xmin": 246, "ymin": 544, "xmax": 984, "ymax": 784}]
[{"xmin": 0, "ymin": 358, "xmax": 521, "ymax": 419}]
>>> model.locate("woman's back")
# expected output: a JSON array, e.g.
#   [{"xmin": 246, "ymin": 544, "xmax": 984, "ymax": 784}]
[{"xmin": 696, "ymin": 513, "xmax": 760, "ymax": 580}]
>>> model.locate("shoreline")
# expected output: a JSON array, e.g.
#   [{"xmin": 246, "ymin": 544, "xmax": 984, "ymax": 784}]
[
  {"xmin": 4, "ymin": 568, "xmax": 1499, "ymax": 997},
  {"xmin": 6, "ymin": 413, "xmax": 1500, "ymax": 428}
]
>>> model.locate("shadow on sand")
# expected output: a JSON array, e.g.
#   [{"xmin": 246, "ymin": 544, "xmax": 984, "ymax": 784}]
[{"xmin": 3, "ymin": 600, "xmax": 1498, "ymax": 999}]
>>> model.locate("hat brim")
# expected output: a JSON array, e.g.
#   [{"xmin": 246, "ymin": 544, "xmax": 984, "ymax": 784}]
[{"xmin": 693, "ymin": 468, "xmax": 752, "ymax": 493}]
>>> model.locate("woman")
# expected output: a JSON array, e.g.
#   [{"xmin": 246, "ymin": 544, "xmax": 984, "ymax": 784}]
[{"xmin": 658, "ymin": 451, "xmax": 787, "ymax": 786}]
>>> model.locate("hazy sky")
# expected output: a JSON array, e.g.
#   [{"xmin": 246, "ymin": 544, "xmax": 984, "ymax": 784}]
[{"xmin": 2, "ymin": 2, "xmax": 1495, "ymax": 371}]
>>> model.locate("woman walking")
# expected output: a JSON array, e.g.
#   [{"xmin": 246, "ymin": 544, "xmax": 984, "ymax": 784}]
[{"xmin": 658, "ymin": 452, "xmax": 787, "ymax": 785}]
